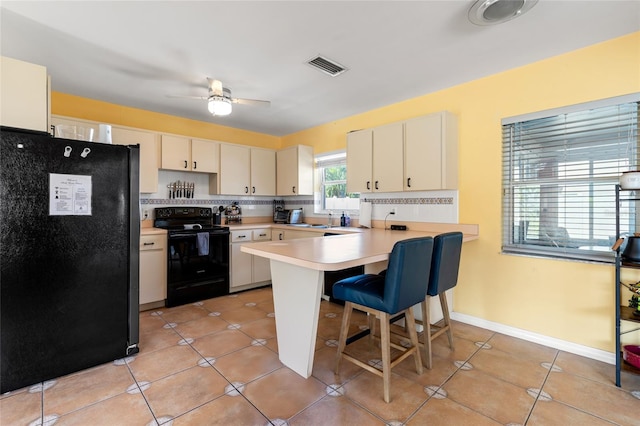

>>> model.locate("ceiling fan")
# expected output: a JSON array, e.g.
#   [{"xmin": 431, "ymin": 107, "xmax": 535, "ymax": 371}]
[{"xmin": 170, "ymin": 78, "xmax": 270, "ymax": 116}]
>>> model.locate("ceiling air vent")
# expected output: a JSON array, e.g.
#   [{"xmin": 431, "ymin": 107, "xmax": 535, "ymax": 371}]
[{"xmin": 306, "ymin": 55, "xmax": 347, "ymax": 77}]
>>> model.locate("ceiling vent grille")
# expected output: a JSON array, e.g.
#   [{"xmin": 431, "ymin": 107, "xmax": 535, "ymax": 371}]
[{"xmin": 307, "ymin": 56, "xmax": 347, "ymax": 77}]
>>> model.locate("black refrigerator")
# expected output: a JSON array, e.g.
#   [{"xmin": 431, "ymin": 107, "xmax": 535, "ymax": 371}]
[{"xmin": 0, "ymin": 127, "xmax": 140, "ymax": 394}]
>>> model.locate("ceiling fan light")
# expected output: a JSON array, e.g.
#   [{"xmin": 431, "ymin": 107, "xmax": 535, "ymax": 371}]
[
  {"xmin": 208, "ymin": 96, "xmax": 232, "ymax": 116},
  {"xmin": 468, "ymin": 0, "xmax": 538, "ymax": 26}
]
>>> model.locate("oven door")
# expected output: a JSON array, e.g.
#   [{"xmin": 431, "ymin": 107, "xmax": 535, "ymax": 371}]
[{"xmin": 167, "ymin": 230, "xmax": 229, "ymax": 306}]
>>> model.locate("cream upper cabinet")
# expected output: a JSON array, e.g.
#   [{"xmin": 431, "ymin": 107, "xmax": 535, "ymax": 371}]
[
  {"xmin": 191, "ymin": 138, "xmax": 219, "ymax": 173},
  {"xmin": 347, "ymin": 123, "xmax": 403, "ymax": 193},
  {"xmin": 0, "ymin": 56, "xmax": 49, "ymax": 133},
  {"xmin": 220, "ymin": 144, "xmax": 250, "ymax": 195},
  {"xmin": 250, "ymin": 148, "xmax": 276, "ymax": 196},
  {"xmin": 277, "ymin": 145, "xmax": 313, "ymax": 196},
  {"xmin": 111, "ymin": 126, "xmax": 160, "ymax": 194},
  {"xmin": 346, "ymin": 129, "xmax": 373, "ymax": 193},
  {"xmin": 404, "ymin": 111, "xmax": 458, "ymax": 191},
  {"xmin": 372, "ymin": 122, "xmax": 404, "ymax": 192},
  {"xmin": 219, "ymin": 144, "xmax": 276, "ymax": 196},
  {"xmin": 161, "ymin": 135, "xmax": 219, "ymax": 173}
]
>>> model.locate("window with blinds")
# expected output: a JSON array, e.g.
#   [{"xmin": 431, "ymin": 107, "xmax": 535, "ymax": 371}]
[{"xmin": 502, "ymin": 94, "xmax": 639, "ymax": 263}]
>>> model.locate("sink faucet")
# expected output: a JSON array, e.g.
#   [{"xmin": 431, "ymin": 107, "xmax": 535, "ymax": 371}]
[{"xmin": 327, "ymin": 211, "xmax": 332, "ymax": 228}]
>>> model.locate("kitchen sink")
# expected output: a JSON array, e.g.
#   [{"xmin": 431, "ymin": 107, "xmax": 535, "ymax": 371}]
[{"xmin": 286, "ymin": 223, "xmax": 328, "ymax": 228}]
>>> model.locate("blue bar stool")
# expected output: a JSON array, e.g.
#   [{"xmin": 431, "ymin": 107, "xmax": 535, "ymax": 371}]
[
  {"xmin": 420, "ymin": 232, "xmax": 463, "ymax": 369},
  {"xmin": 333, "ymin": 237, "xmax": 434, "ymax": 403}
]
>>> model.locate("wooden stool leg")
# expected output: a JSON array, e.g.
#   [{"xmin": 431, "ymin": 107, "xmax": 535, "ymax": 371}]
[
  {"xmin": 422, "ymin": 297, "xmax": 433, "ymax": 369},
  {"xmin": 439, "ymin": 292, "xmax": 454, "ymax": 350},
  {"xmin": 405, "ymin": 308, "xmax": 423, "ymax": 375},
  {"xmin": 380, "ymin": 312, "xmax": 391, "ymax": 403},
  {"xmin": 335, "ymin": 302, "xmax": 353, "ymax": 374},
  {"xmin": 368, "ymin": 312, "xmax": 376, "ymax": 342}
]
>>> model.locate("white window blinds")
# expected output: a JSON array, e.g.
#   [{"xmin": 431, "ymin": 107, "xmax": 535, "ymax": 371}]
[{"xmin": 502, "ymin": 94, "xmax": 639, "ymax": 263}]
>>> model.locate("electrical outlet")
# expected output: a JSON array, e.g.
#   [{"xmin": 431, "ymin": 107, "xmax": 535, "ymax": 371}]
[
  {"xmin": 142, "ymin": 209, "xmax": 149, "ymax": 220},
  {"xmin": 391, "ymin": 207, "xmax": 396, "ymax": 214}
]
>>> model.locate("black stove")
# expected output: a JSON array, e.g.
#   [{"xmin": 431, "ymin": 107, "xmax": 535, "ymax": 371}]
[
  {"xmin": 154, "ymin": 207, "xmax": 229, "ymax": 307},
  {"xmin": 154, "ymin": 207, "xmax": 225, "ymax": 232}
]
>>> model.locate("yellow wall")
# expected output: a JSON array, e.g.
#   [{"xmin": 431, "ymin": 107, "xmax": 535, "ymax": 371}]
[
  {"xmin": 51, "ymin": 92, "xmax": 280, "ymax": 149},
  {"xmin": 282, "ymin": 32, "xmax": 640, "ymax": 352},
  {"xmin": 52, "ymin": 32, "xmax": 640, "ymax": 352}
]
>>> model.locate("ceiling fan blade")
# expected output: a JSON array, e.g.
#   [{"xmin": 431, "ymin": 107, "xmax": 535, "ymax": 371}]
[
  {"xmin": 207, "ymin": 78, "xmax": 224, "ymax": 96},
  {"xmin": 167, "ymin": 94, "xmax": 208, "ymax": 100},
  {"xmin": 231, "ymin": 97, "xmax": 271, "ymax": 107}
]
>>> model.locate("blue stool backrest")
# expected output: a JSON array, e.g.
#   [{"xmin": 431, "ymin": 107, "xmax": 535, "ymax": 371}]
[
  {"xmin": 383, "ymin": 237, "xmax": 434, "ymax": 313},
  {"xmin": 427, "ymin": 232, "xmax": 463, "ymax": 296}
]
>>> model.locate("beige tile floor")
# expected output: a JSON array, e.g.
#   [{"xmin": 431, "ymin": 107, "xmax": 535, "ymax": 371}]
[{"xmin": 2, "ymin": 286, "xmax": 640, "ymax": 425}]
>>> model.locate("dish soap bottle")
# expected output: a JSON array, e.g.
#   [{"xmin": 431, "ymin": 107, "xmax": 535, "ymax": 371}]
[{"xmin": 340, "ymin": 212, "xmax": 346, "ymax": 227}]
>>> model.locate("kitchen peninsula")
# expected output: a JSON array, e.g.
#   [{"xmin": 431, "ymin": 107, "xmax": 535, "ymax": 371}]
[{"xmin": 241, "ymin": 225, "xmax": 478, "ymax": 378}]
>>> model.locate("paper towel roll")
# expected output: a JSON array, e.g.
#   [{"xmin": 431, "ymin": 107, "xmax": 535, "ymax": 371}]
[
  {"xmin": 359, "ymin": 201, "xmax": 372, "ymax": 228},
  {"xmin": 98, "ymin": 124, "xmax": 112, "ymax": 144}
]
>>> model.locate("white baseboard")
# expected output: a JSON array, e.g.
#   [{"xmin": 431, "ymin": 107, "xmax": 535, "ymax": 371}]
[{"xmin": 451, "ymin": 312, "xmax": 616, "ymax": 365}]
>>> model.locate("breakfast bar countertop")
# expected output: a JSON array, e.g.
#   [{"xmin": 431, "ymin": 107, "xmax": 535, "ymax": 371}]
[{"xmin": 241, "ymin": 226, "xmax": 479, "ymax": 271}]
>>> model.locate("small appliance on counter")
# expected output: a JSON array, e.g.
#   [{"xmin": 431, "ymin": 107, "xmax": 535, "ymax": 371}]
[
  {"xmin": 225, "ymin": 202, "xmax": 242, "ymax": 224},
  {"xmin": 273, "ymin": 208, "xmax": 304, "ymax": 224}
]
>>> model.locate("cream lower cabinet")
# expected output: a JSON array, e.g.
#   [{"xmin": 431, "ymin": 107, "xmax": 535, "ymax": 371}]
[
  {"xmin": 404, "ymin": 111, "xmax": 458, "ymax": 190},
  {"xmin": 219, "ymin": 144, "xmax": 275, "ymax": 196},
  {"xmin": 230, "ymin": 229, "xmax": 272, "ymax": 292},
  {"xmin": 276, "ymin": 145, "xmax": 314, "ymax": 196},
  {"xmin": 0, "ymin": 56, "xmax": 49, "ymax": 132},
  {"xmin": 161, "ymin": 135, "xmax": 219, "ymax": 173},
  {"xmin": 139, "ymin": 234, "xmax": 167, "ymax": 306},
  {"xmin": 272, "ymin": 229, "xmax": 321, "ymax": 241},
  {"xmin": 347, "ymin": 122, "xmax": 403, "ymax": 193}
]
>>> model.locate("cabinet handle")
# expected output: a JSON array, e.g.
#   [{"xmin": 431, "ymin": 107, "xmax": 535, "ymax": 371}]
[
  {"xmin": 238, "ymin": 235, "xmax": 246, "ymax": 239},
  {"xmin": 143, "ymin": 242, "xmax": 155, "ymax": 246},
  {"xmin": 367, "ymin": 181, "xmax": 371, "ymax": 190},
  {"xmin": 193, "ymin": 161, "xmax": 197, "ymax": 170},
  {"xmin": 407, "ymin": 177, "xmax": 411, "ymax": 188},
  {"xmin": 375, "ymin": 181, "xmax": 379, "ymax": 190},
  {"xmin": 252, "ymin": 186, "xmax": 256, "ymax": 194},
  {"xmin": 279, "ymin": 233, "xmax": 283, "ymax": 240},
  {"xmin": 245, "ymin": 186, "xmax": 249, "ymax": 194},
  {"xmin": 184, "ymin": 160, "xmax": 188, "ymax": 169},
  {"xmin": 292, "ymin": 186, "xmax": 296, "ymax": 194},
  {"xmin": 259, "ymin": 233, "xmax": 267, "ymax": 237}
]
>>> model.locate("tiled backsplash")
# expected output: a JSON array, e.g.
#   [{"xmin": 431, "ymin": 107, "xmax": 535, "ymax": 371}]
[{"xmin": 142, "ymin": 170, "xmax": 458, "ymax": 223}]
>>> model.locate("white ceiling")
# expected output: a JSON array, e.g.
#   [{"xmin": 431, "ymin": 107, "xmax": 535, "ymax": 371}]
[{"xmin": 1, "ymin": 1, "xmax": 639, "ymax": 137}]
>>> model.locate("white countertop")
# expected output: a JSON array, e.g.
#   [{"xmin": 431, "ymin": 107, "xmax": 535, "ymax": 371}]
[{"xmin": 242, "ymin": 228, "xmax": 478, "ymax": 271}]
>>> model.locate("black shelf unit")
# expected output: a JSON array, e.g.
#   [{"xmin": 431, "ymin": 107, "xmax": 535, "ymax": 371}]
[{"xmin": 614, "ymin": 184, "xmax": 640, "ymax": 386}]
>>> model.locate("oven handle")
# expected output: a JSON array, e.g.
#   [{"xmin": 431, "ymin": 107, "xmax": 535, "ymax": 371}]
[{"xmin": 169, "ymin": 231, "xmax": 229, "ymax": 238}]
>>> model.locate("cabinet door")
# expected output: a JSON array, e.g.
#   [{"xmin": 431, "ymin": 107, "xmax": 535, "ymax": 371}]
[
  {"xmin": 253, "ymin": 256, "xmax": 271, "ymax": 283},
  {"xmin": 191, "ymin": 138, "xmax": 219, "ymax": 173},
  {"xmin": 404, "ymin": 112, "xmax": 458, "ymax": 191},
  {"xmin": 139, "ymin": 235, "xmax": 167, "ymax": 304},
  {"xmin": 220, "ymin": 144, "xmax": 251, "ymax": 195},
  {"xmin": 251, "ymin": 148, "xmax": 276, "ymax": 195},
  {"xmin": 230, "ymin": 243, "xmax": 253, "ymax": 288},
  {"xmin": 372, "ymin": 122, "xmax": 403, "ymax": 192},
  {"xmin": 111, "ymin": 127, "xmax": 159, "ymax": 194},
  {"xmin": 276, "ymin": 146, "xmax": 297, "ymax": 195},
  {"xmin": 347, "ymin": 129, "xmax": 373, "ymax": 193},
  {"xmin": 161, "ymin": 135, "xmax": 191, "ymax": 171},
  {"xmin": 0, "ymin": 57, "xmax": 48, "ymax": 132}
]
